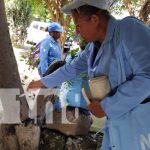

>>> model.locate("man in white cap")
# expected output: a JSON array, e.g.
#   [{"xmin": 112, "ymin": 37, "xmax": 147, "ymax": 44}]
[{"xmin": 27, "ymin": 0, "xmax": 150, "ymax": 149}]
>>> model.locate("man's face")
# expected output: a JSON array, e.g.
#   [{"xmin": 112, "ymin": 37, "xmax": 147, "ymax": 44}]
[
  {"xmin": 51, "ymin": 31, "xmax": 61, "ymax": 40},
  {"xmin": 72, "ymin": 12, "xmax": 100, "ymax": 42}
]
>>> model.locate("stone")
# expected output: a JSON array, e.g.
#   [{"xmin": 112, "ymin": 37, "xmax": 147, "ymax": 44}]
[
  {"xmin": 15, "ymin": 124, "xmax": 40, "ymax": 150},
  {"xmin": 0, "ymin": 124, "xmax": 19, "ymax": 150},
  {"xmin": 45, "ymin": 107, "xmax": 92, "ymax": 136}
]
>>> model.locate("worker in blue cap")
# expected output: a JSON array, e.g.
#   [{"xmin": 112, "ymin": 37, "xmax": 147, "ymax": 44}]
[{"xmin": 38, "ymin": 22, "xmax": 64, "ymax": 77}]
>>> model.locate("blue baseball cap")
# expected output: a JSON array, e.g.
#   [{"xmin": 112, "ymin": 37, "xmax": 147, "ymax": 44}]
[{"xmin": 48, "ymin": 22, "xmax": 64, "ymax": 32}]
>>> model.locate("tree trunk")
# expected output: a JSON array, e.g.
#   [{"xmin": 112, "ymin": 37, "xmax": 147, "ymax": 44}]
[
  {"xmin": 0, "ymin": 0, "xmax": 29, "ymax": 123},
  {"xmin": 0, "ymin": 0, "xmax": 30, "ymax": 149},
  {"xmin": 139, "ymin": 0, "xmax": 150, "ymax": 25}
]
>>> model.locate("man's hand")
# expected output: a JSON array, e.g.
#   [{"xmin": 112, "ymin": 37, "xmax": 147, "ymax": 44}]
[
  {"xmin": 82, "ymin": 88, "xmax": 106, "ymax": 118},
  {"xmin": 27, "ymin": 80, "xmax": 45, "ymax": 91},
  {"xmin": 88, "ymin": 100, "xmax": 106, "ymax": 118}
]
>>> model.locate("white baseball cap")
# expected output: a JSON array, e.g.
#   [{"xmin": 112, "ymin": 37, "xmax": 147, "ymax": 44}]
[{"xmin": 61, "ymin": 0, "xmax": 114, "ymax": 14}]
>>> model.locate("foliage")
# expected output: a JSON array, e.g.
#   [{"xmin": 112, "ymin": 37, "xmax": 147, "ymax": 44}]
[
  {"xmin": 29, "ymin": 0, "xmax": 50, "ymax": 22},
  {"xmin": 65, "ymin": 20, "xmax": 76, "ymax": 41},
  {"xmin": 80, "ymin": 73, "xmax": 89, "ymax": 80},
  {"xmin": 68, "ymin": 48, "xmax": 80, "ymax": 61},
  {"xmin": 5, "ymin": 0, "xmax": 31, "ymax": 46},
  {"xmin": 20, "ymin": 45, "xmax": 37, "ymax": 70},
  {"xmin": 111, "ymin": 0, "xmax": 149, "ymax": 20},
  {"xmin": 5, "ymin": 0, "xmax": 50, "ymax": 47},
  {"xmin": 78, "ymin": 37, "xmax": 88, "ymax": 50},
  {"xmin": 111, "ymin": 0, "xmax": 126, "ymax": 16}
]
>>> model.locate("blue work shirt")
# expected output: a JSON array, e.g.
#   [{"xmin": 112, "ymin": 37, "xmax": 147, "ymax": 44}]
[
  {"xmin": 38, "ymin": 35, "xmax": 61, "ymax": 76},
  {"xmin": 41, "ymin": 16, "xmax": 150, "ymax": 149}
]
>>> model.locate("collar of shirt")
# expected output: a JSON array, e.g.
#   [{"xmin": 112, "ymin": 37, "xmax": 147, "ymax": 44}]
[
  {"xmin": 49, "ymin": 35, "xmax": 58, "ymax": 44},
  {"xmin": 103, "ymin": 16, "xmax": 118, "ymax": 44}
]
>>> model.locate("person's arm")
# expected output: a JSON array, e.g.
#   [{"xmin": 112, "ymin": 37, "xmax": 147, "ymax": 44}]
[
  {"xmin": 27, "ymin": 43, "xmax": 92, "ymax": 90},
  {"xmin": 82, "ymin": 87, "xmax": 106, "ymax": 118},
  {"xmin": 41, "ymin": 44, "xmax": 90, "ymax": 88},
  {"xmin": 101, "ymin": 17, "xmax": 150, "ymax": 119},
  {"xmin": 39, "ymin": 40, "xmax": 49, "ymax": 75},
  {"xmin": 27, "ymin": 80, "xmax": 45, "ymax": 91}
]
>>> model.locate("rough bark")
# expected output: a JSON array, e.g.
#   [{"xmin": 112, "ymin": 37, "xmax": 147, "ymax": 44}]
[
  {"xmin": 123, "ymin": 0, "xmax": 135, "ymax": 16},
  {"xmin": 139, "ymin": 0, "xmax": 150, "ymax": 25},
  {"xmin": 0, "ymin": 0, "xmax": 30, "ymax": 149},
  {"xmin": 0, "ymin": 0, "xmax": 29, "ymax": 123}
]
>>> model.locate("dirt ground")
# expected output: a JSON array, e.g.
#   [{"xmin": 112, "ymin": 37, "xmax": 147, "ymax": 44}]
[{"xmin": 39, "ymin": 128, "xmax": 103, "ymax": 150}]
